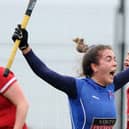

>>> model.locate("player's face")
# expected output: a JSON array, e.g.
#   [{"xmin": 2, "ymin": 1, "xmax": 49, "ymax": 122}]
[{"xmin": 92, "ymin": 49, "xmax": 117, "ymax": 86}]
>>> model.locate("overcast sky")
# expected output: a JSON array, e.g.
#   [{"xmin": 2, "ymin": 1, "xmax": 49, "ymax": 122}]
[
  {"xmin": 1, "ymin": 0, "xmax": 118, "ymax": 5},
  {"xmin": 0, "ymin": 0, "xmax": 128, "ymax": 44}
]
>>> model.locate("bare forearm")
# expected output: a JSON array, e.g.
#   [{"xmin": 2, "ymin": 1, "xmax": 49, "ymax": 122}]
[{"xmin": 14, "ymin": 102, "xmax": 29, "ymax": 129}]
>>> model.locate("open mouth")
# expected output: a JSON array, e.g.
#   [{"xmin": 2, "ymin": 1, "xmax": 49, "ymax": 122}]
[{"xmin": 109, "ymin": 70, "xmax": 116, "ymax": 77}]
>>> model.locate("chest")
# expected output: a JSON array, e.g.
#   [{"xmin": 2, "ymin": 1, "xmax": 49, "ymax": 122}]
[{"xmin": 79, "ymin": 86, "xmax": 116, "ymax": 123}]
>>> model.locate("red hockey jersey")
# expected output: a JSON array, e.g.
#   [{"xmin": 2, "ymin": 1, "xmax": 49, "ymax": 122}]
[{"xmin": 0, "ymin": 67, "xmax": 27, "ymax": 129}]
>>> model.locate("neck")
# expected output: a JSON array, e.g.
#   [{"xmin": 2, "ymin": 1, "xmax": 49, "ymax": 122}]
[{"xmin": 91, "ymin": 77, "xmax": 106, "ymax": 87}]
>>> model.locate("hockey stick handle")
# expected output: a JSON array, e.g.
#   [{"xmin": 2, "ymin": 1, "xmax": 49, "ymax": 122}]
[{"xmin": 3, "ymin": 0, "xmax": 37, "ymax": 77}]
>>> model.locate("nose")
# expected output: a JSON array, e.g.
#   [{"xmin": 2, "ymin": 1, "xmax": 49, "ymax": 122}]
[{"xmin": 113, "ymin": 60, "xmax": 117, "ymax": 67}]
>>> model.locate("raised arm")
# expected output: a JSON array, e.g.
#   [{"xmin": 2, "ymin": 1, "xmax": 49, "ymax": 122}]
[{"xmin": 12, "ymin": 25, "xmax": 77, "ymax": 98}]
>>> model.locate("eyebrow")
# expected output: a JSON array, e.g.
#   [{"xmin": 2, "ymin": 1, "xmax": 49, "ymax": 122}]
[{"xmin": 105, "ymin": 55, "xmax": 116, "ymax": 60}]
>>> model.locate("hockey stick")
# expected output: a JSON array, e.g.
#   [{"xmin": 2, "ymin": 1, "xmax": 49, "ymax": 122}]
[{"xmin": 4, "ymin": 0, "xmax": 37, "ymax": 77}]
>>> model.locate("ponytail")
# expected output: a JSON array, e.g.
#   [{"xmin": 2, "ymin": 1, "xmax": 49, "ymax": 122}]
[{"xmin": 73, "ymin": 37, "xmax": 89, "ymax": 53}]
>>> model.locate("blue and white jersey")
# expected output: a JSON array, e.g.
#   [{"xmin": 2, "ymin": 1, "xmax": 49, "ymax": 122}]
[{"xmin": 69, "ymin": 78, "xmax": 116, "ymax": 129}]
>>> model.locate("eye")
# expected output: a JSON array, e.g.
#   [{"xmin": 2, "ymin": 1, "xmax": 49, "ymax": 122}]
[{"xmin": 106, "ymin": 56, "xmax": 112, "ymax": 62}]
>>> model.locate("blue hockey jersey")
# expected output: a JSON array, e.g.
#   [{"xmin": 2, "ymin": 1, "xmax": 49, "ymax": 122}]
[{"xmin": 69, "ymin": 78, "xmax": 116, "ymax": 129}]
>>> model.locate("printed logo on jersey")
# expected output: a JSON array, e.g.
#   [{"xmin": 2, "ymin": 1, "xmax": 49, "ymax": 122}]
[
  {"xmin": 90, "ymin": 118, "xmax": 116, "ymax": 129},
  {"xmin": 92, "ymin": 95, "xmax": 100, "ymax": 100}
]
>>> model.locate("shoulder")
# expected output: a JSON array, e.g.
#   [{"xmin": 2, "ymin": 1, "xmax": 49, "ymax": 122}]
[
  {"xmin": 75, "ymin": 77, "xmax": 89, "ymax": 90},
  {"xmin": 75, "ymin": 77, "xmax": 86, "ymax": 83},
  {"xmin": 75, "ymin": 77, "xmax": 89, "ymax": 84},
  {"xmin": 0, "ymin": 67, "xmax": 17, "ymax": 93}
]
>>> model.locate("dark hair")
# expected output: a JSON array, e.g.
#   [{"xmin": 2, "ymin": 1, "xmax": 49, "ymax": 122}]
[
  {"xmin": 73, "ymin": 37, "xmax": 88, "ymax": 53},
  {"xmin": 73, "ymin": 38, "xmax": 112, "ymax": 77},
  {"xmin": 82, "ymin": 44, "xmax": 112, "ymax": 77}
]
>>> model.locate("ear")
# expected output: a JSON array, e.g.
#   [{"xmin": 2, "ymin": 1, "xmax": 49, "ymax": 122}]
[{"xmin": 91, "ymin": 63, "xmax": 98, "ymax": 73}]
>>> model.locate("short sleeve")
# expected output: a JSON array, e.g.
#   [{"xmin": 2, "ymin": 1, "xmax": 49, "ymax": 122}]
[{"xmin": 0, "ymin": 67, "xmax": 17, "ymax": 94}]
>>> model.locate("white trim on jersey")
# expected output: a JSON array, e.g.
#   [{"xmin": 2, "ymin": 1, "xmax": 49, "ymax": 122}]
[
  {"xmin": 0, "ymin": 77, "xmax": 16, "ymax": 93},
  {"xmin": 69, "ymin": 101, "xmax": 76, "ymax": 129},
  {"xmin": 69, "ymin": 98, "xmax": 86, "ymax": 129},
  {"xmin": 80, "ymin": 98, "xmax": 86, "ymax": 129}
]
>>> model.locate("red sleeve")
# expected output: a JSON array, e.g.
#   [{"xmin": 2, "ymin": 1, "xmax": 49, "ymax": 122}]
[
  {"xmin": 0, "ymin": 67, "xmax": 17, "ymax": 94},
  {"xmin": 127, "ymin": 88, "xmax": 129, "ymax": 129},
  {"xmin": 127, "ymin": 88, "xmax": 129, "ymax": 114}
]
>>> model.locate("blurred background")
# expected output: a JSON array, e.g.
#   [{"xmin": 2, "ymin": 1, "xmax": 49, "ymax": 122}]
[{"xmin": 0, "ymin": 0, "xmax": 129, "ymax": 128}]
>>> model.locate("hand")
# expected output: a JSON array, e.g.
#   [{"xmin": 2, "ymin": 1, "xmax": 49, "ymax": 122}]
[{"xmin": 12, "ymin": 24, "xmax": 29, "ymax": 50}]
